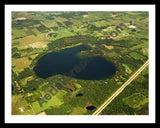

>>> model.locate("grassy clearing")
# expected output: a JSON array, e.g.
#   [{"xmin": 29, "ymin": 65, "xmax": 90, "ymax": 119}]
[
  {"xmin": 56, "ymin": 29, "xmax": 76, "ymax": 39},
  {"xmin": 122, "ymin": 63, "xmax": 132, "ymax": 74},
  {"xmin": 74, "ymin": 83, "xmax": 82, "ymax": 89},
  {"xmin": 29, "ymin": 41, "xmax": 48, "ymax": 49},
  {"xmin": 54, "ymin": 17, "xmax": 68, "ymax": 25},
  {"xmin": 31, "ymin": 90, "xmax": 67, "ymax": 114},
  {"xmin": 94, "ymin": 31, "xmax": 104, "ymax": 37},
  {"xmin": 20, "ymin": 76, "xmax": 34, "ymax": 86},
  {"xmin": 130, "ymin": 43, "xmax": 148, "ymax": 50},
  {"xmin": 136, "ymin": 28, "xmax": 143, "ymax": 31},
  {"xmin": 125, "ymin": 12, "xmax": 141, "ymax": 15},
  {"xmin": 92, "ymin": 20, "xmax": 108, "ymax": 27},
  {"xmin": 13, "ymin": 34, "xmax": 46, "ymax": 49},
  {"xmin": 141, "ymin": 48, "xmax": 148, "ymax": 57},
  {"xmin": 125, "ymin": 29, "xmax": 132, "ymax": 34},
  {"xmin": 12, "ymin": 28, "xmax": 27, "ymax": 38},
  {"xmin": 12, "ymin": 57, "xmax": 32, "ymax": 72},
  {"xmin": 129, "ymin": 52, "xmax": 145, "ymax": 60},
  {"xmin": 142, "ymin": 40, "xmax": 148, "ymax": 43},
  {"xmin": 122, "ymin": 93, "xmax": 148, "ymax": 109},
  {"xmin": 31, "ymin": 28, "xmax": 41, "ymax": 35},
  {"xmin": 102, "ymin": 44, "xmax": 114, "ymax": 50},
  {"xmin": 40, "ymin": 20, "xmax": 58, "ymax": 28},
  {"xmin": 106, "ymin": 51, "xmax": 119, "ymax": 57},
  {"xmin": 31, "ymin": 96, "xmax": 63, "ymax": 114},
  {"xmin": 70, "ymin": 107, "xmax": 87, "ymax": 115},
  {"xmin": 12, "ymin": 95, "xmax": 34, "ymax": 115},
  {"xmin": 30, "ymin": 54, "xmax": 39, "ymax": 59}
]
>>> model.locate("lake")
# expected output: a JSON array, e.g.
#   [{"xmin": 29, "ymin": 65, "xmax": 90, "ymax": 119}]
[
  {"xmin": 12, "ymin": 84, "xmax": 14, "ymax": 94},
  {"xmin": 76, "ymin": 93, "xmax": 83, "ymax": 97},
  {"xmin": 34, "ymin": 44, "xmax": 116, "ymax": 80},
  {"xmin": 86, "ymin": 105, "xmax": 96, "ymax": 110}
]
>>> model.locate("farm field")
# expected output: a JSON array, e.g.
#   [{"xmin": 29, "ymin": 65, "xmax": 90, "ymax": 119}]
[{"xmin": 11, "ymin": 11, "xmax": 149, "ymax": 115}]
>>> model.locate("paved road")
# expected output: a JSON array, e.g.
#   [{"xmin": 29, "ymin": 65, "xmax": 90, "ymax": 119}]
[{"xmin": 92, "ymin": 60, "xmax": 149, "ymax": 115}]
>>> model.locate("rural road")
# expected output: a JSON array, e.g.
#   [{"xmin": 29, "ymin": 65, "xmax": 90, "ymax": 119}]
[{"xmin": 92, "ymin": 60, "xmax": 149, "ymax": 115}]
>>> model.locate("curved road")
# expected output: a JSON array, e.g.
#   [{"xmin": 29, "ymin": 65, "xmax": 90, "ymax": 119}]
[{"xmin": 92, "ymin": 60, "xmax": 149, "ymax": 115}]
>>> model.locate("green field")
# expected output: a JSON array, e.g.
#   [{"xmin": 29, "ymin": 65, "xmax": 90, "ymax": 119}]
[
  {"xmin": 122, "ymin": 93, "xmax": 148, "ymax": 109},
  {"xmin": 130, "ymin": 43, "xmax": 148, "ymax": 50},
  {"xmin": 31, "ymin": 90, "xmax": 67, "ymax": 114},
  {"xmin": 129, "ymin": 52, "xmax": 145, "ymax": 60}
]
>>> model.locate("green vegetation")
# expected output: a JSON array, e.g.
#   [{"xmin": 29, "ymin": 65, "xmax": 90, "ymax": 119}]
[
  {"xmin": 31, "ymin": 90, "xmax": 66, "ymax": 114},
  {"xmin": 101, "ymin": 67, "xmax": 148, "ymax": 115},
  {"xmin": 122, "ymin": 93, "xmax": 148, "ymax": 109},
  {"xmin": 122, "ymin": 63, "xmax": 132, "ymax": 74},
  {"xmin": 12, "ymin": 11, "xmax": 148, "ymax": 115},
  {"xmin": 129, "ymin": 52, "xmax": 146, "ymax": 60}
]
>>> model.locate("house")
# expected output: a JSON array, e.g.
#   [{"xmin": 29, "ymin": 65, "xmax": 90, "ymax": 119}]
[{"xmin": 19, "ymin": 107, "xmax": 24, "ymax": 112}]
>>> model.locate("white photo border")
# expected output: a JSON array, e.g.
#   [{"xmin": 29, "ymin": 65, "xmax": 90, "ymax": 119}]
[{"xmin": 5, "ymin": 4, "xmax": 155, "ymax": 123}]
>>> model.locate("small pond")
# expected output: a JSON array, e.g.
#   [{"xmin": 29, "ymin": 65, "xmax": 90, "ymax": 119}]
[
  {"xmin": 86, "ymin": 105, "xmax": 96, "ymax": 110},
  {"xmin": 76, "ymin": 93, "xmax": 83, "ymax": 97}
]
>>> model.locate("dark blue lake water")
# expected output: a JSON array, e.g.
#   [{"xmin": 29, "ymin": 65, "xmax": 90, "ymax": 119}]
[
  {"xmin": 34, "ymin": 44, "xmax": 116, "ymax": 80},
  {"xmin": 12, "ymin": 84, "xmax": 14, "ymax": 91},
  {"xmin": 86, "ymin": 105, "xmax": 96, "ymax": 110},
  {"xmin": 76, "ymin": 93, "xmax": 83, "ymax": 97}
]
